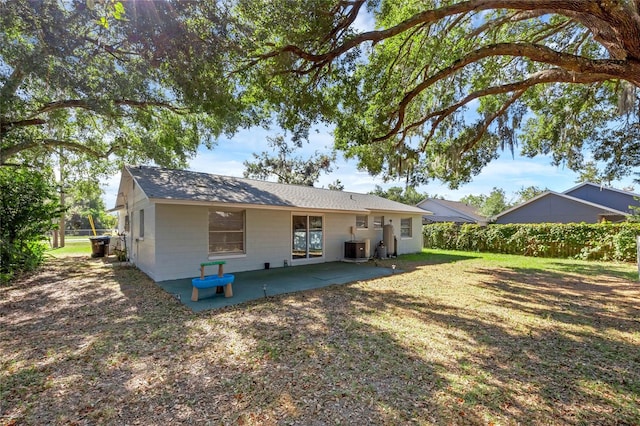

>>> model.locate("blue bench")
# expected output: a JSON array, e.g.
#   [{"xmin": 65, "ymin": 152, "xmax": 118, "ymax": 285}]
[{"xmin": 191, "ymin": 261, "xmax": 234, "ymax": 301}]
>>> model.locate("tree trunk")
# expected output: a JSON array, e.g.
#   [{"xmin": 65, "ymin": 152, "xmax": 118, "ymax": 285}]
[
  {"xmin": 58, "ymin": 148, "xmax": 65, "ymax": 248},
  {"xmin": 59, "ymin": 187, "xmax": 65, "ymax": 248}
]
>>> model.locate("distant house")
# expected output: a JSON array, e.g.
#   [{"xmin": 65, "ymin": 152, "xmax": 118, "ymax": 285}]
[
  {"xmin": 417, "ymin": 198, "xmax": 488, "ymax": 225},
  {"xmin": 494, "ymin": 182, "xmax": 639, "ymax": 224},
  {"xmin": 113, "ymin": 165, "xmax": 427, "ymax": 281}
]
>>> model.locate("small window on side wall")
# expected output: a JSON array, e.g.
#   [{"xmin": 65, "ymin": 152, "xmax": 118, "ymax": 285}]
[
  {"xmin": 400, "ymin": 218, "xmax": 412, "ymax": 238},
  {"xmin": 124, "ymin": 214, "xmax": 130, "ymax": 232},
  {"xmin": 356, "ymin": 215, "xmax": 368, "ymax": 229},
  {"xmin": 373, "ymin": 215, "xmax": 384, "ymax": 229},
  {"xmin": 139, "ymin": 209, "xmax": 144, "ymax": 238}
]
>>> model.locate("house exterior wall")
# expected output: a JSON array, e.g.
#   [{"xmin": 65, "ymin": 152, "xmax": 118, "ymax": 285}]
[
  {"xmin": 495, "ymin": 194, "xmax": 611, "ymax": 224},
  {"xmin": 115, "ymin": 179, "xmax": 157, "ymax": 279},
  {"xmin": 131, "ymin": 204, "xmax": 156, "ymax": 277},
  {"xmin": 147, "ymin": 204, "xmax": 423, "ymax": 281},
  {"xmin": 565, "ymin": 185, "xmax": 638, "ymax": 213},
  {"xmin": 341, "ymin": 213, "xmax": 423, "ymax": 257},
  {"xmin": 348, "ymin": 214, "xmax": 385, "ymax": 255}
]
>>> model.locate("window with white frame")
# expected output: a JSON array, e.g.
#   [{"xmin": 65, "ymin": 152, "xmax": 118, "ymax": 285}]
[
  {"xmin": 356, "ymin": 215, "xmax": 368, "ymax": 229},
  {"xmin": 292, "ymin": 215, "xmax": 323, "ymax": 259},
  {"xmin": 400, "ymin": 218, "xmax": 412, "ymax": 238},
  {"xmin": 209, "ymin": 209, "xmax": 245, "ymax": 255},
  {"xmin": 373, "ymin": 215, "xmax": 384, "ymax": 229}
]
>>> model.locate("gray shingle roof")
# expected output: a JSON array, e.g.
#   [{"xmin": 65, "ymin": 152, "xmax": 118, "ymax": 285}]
[
  {"xmin": 493, "ymin": 190, "xmax": 629, "ymax": 220},
  {"xmin": 433, "ymin": 199, "xmax": 486, "ymax": 221},
  {"xmin": 125, "ymin": 165, "xmax": 427, "ymax": 214},
  {"xmin": 423, "ymin": 215, "xmax": 476, "ymax": 224}
]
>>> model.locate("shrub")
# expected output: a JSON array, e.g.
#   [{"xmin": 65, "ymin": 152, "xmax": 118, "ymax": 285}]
[
  {"xmin": 0, "ymin": 168, "xmax": 62, "ymax": 283},
  {"xmin": 423, "ymin": 222, "xmax": 640, "ymax": 262}
]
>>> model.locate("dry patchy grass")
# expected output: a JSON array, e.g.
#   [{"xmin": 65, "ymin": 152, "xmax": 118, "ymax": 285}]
[{"xmin": 1, "ymin": 251, "xmax": 639, "ymax": 425}]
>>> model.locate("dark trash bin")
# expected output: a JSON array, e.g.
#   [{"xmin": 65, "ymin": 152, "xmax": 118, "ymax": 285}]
[
  {"xmin": 375, "ymin": 245, "xmax": 387, "ymax": 259},
  {"xmin": 89, "ymin": 236, "xmax": 111, "ymax": 258}
]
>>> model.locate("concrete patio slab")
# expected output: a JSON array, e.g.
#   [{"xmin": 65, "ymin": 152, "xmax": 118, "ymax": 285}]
[{"xmin": 157, "ymin": 261, "xmax": 397, "ymax": 312}]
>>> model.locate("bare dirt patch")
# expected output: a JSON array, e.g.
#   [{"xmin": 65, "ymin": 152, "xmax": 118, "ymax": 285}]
[{"xmin": 2, "ymin": 253, "xmax": 639, "ymax": 425}]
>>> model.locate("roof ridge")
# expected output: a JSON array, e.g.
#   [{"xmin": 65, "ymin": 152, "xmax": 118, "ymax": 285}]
[
  {"xmin": 123, "ymin": 165, "xmax": 428, "ymax": 214},
  {"xmin": 128, "ymin": 164, "xmax": 375, "ymax": 197}
]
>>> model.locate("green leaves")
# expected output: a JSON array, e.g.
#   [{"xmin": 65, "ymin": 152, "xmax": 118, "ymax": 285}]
[
  {"xmin": 243, "ymin": 135, "xmax": 336, "ymax": 186},
  {"xmin": 460, "ymin": 187, "xmax": 511, "ymax": 217},
  {"xmin": 0, "ymin": 1, "xmax": 238, "ymax": 172},
  {"xmin": 3, "ymin": 0, "xmax": 640, "ymax": 194},
  {"xmin": 369, "ymin": 185, "xmax": 428, "ymax": 205},
  {"xmin": 424, "ymin": 222, "xmax": 640, "ymax": 262},
  {"xmin": 238, "ymin": 0, "xmax": 640, "ymax": 187},
  {"xmin": 0, "ymin": 167, "xmax": 62, "ymax": 281},
  {"xmin": 94, "ymin": 0, "xmax": 126, "ymax": 28},
  {"xmin": 112, "ymin": 2, "xmax": 125, "ymax": 20}
]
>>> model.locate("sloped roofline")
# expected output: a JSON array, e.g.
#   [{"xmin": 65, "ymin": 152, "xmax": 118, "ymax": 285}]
[
  {"xmin": 563, "ymin": 181, "xmax": 640, "ymax": 198},
  {"xmin": 418, "ymin": 198, "xmax": 485, "ymax": 222},
  {"xmin": 109, "ymin": 166, "xmax": 146, "ymax": 211},
  {"xmin": 423, "ymin": 214, "xmax": 476, "ymax": 223},
  {"xmin": 493, "ymin": 190, "xmax": 629, "ymax": 220},
  {"xmin": 433, "ymin": 198, "xmax": 486, "ymax": 221},
  {"xmin": 116, "ymin": 165, "xmax": 429, "ymax": 215}
]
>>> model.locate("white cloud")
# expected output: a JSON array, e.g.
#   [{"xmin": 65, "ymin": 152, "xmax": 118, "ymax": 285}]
[
  {"xmin": 100, "ymin": 173, "xmax": 121, "ymax": 209},
  {"xmin": 189, "ymin": 155, "xmax": 246, "ymax": 177},
  {"xmin": 352, "ymin": 7, "xmax": 375, "ymax": 33},
  {"xmin": 316, "ymin": 158, "xmax": 386, "ymax": 192}
]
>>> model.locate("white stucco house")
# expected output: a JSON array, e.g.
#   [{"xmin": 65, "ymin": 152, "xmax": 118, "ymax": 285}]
[{"xmin": 112, "ymin": 165, "xmax": 427, "ymax": 281}]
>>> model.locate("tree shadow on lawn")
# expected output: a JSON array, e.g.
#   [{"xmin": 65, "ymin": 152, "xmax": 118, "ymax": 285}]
[
  {"xmin": 3, "ymin": 256, "xmax": 451, "ymax": 424},
  {"xmin": 0, "ymin": 256, "xmax": 480, "ymax": 424},
  {"xmin": 3, "ymin": 256, "xmax": 640, "ymax": 424},
  {"xmin": 206, "ymin": 263, "xmax": 640, "ymax": 424},
  {"xmin": 1, "ymin": 256, "xmax": 196, "ymax": 424},
  {"xmin": 375, "ymin": 250, "xmax": 480, "ymax": 273},
  {"xmin": 546, "ymin": 261, "xmax": 638, "ymax": 282},
  {"xmin": 472, "ymin": 266, "xmax": 640, "ymax": 332},
  {"xmin": 202, "ymin": 290, "xmax": 455, "ymax": 424},
  {"xmin": 465, "ymin": 267, "xmax": 640, "ymax": 420},
  {"xmin": 3, "ymin": 256, "xmax": 476, "ymax": 424}
]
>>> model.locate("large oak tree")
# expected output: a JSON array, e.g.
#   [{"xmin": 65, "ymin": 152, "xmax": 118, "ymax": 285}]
[
  {"xmin": 0, "ymin": 0, "xmax": 250, "ymax": 251},
  {"xmin": 0, "ymin": 0, "xmax": 243, "ymax": 170},
  {"xmin": 3, "ymin": 0, "xmax": 640, "ymax": 190},
  {"xmin": 237, "ymin": 0, "xmax": 640, "ymax": 187}
]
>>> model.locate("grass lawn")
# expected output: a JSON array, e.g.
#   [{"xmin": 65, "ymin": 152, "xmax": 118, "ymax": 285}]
[
  {"xmin": 1, "ymin": 249, "xmax": 639, "ymax": 424},
  {"xmin": 46, "ymin": 236, "xmax": 93, "ymax": 257}
]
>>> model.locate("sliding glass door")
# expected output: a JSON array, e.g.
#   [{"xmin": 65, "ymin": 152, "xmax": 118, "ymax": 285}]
[
  {"xmin": 292, "ymin": 215, "xmax": 323, "ymax": 259},
  {"xmin": 292, "ymin": 215, "xmax": 308, "ymax": 259}
]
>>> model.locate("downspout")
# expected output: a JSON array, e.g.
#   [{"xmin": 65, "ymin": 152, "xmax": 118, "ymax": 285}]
[{"xmin": 130, "ymin": 179, "xmax": 136, "ymax": 264}]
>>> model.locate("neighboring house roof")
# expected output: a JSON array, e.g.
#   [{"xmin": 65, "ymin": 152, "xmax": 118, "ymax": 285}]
[
  {"xmin": 116, "ymin": 165, "xmax": 428, "ymax": 215},
  {"xmin": 563, "ymin": 181, "xmax": 640, "ymax": 198},
  {"xmin": 493, "ymin": 190, "xmax": 629, "ymax": 223},
  {"xmin": 417, "ymin": 198, "xmax": 487, "ymax": 224},
  {"xmin": 562, "ymin": 181, "xmax": 640, "ymax": 214},
  {"xmin": 422, "ymin": 215, "xmax": 476, "ymax": 224}
]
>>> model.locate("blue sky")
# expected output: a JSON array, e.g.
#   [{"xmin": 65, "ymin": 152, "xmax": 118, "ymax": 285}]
[{"xmin": 101, "ymin": 125, "xmax": 637, "ymax": 209}]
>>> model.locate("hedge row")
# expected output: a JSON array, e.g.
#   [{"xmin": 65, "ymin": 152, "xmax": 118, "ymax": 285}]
[{"xmin": 423, "ymin": 222, "xmax": 640, "ymax": 262}]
